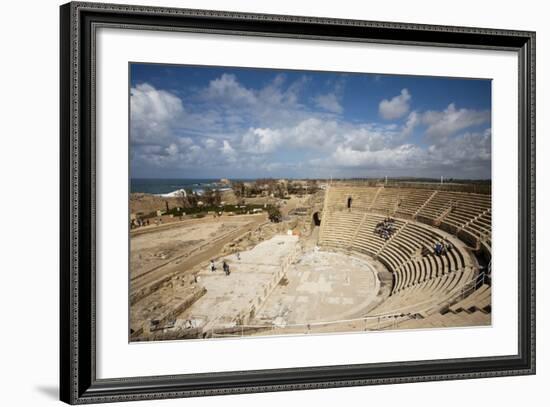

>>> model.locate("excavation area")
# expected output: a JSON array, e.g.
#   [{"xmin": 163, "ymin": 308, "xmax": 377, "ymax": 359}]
[
  {"xmin": 130, "ymin": 217, "xmax": 256, "ymax": 280},
  {"xmin": 130, "ymin": 229, "xmax": 385, "ymax": 341}
]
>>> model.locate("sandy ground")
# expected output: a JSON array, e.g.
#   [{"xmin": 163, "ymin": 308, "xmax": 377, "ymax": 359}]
[
  {"xmin": 130, "ymin": 214, "xmax": 267, "ymax": 296},
  {"xmin": 279, "ymin": 195, "xmax": 311, "ymax": 216},
  {"xmin": 130, "ymin": 220, "xmax": 244, "ymax": 279}
]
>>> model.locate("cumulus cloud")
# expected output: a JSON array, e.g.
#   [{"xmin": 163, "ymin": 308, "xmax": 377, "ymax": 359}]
[
  {"xmin": 241, "ymin": 128, "xmax": 283, "ymax": 154},
  {"xmin": 130, "ymin": 83, "xmax": 184, "ymax": 145},
  {"xmin": 403, "ymin": 111, "xmax": 419, "ymax": 136},
  {"xmin": 329, "ymin": 143, "xmax": 425, "ymax": 169},
  {"xmin": 165, "ymin": 143, "xmax": 179, "ymax": 156},
  {"xmin": 421, "ymin": 103, "xmax": 490, "ymax": 142},
  {"xmin": 203, "ymin": 73, "xmax": 256, "ymax": 106},
  {"xmin": 315, "ymin": 127, "xmax": 491, "ymax": 178},
  {"xmin": 379, "ymin": 89, "xmax": 411, "ymax": 120},
  {"xmin": 313, "ymin": 93, "xmax": 343, "ymax": 114},
  {"xmin": 130, "ymin": 77, "xmax": 491, "ymax": 179}
]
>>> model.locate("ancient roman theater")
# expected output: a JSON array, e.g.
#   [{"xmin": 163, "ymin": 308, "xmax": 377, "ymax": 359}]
[{"xmin": 130, "ymin": 183, "xmax": 492, "ymax": 341}]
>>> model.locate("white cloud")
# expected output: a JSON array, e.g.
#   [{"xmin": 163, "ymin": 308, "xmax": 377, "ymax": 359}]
[
  {"xmin": 313, "ymin": 93, "xmax": 343, "ymax": 114},
  {"xmin": 288, "ymin": 118, "xmax": 340, "ymax": 149},
  {"xmin": 313, "ymin": 127, "xmax": 491, "ymax": 178},
  {"xmin": 203, "ymin": 138, "xmax": 218, "ymax": 150},
  {"xmin": 237, "ymin": 115, "xmax": 412, "ymax": 158},
  {"xmin": 421, "ymin": 103, "xmax": 490, "ymax": 142},
  {"xmin": 241, "ymin": 128, "xmax": 283, "ymax": 153},
  {"xmin": 131, "ymin": 80, "xmax": 491, "ymax": 179},
  {"xmin": 327, "ymin": 143, "xmax": 425, "ymax": 169},
  {"xmin": 403, "ymin": 111, "xmax": 419, "ymax": 136},
  {"xmin": 177, "ymin": 137, "xmax": 194, "ymax": 148},
  {"xmin": 203, "ymin": 73, "xmax": 256, "ymax": 105},
  {"xmin": 221, "ymin": 140, "xmax": 236, "ymax": 157},
  {"xmin": 130, "ymin": 83, "xmax": 184, "ymax": 145},
  {"xmin": 187, "ymin": 72, "xmax": 317, "ymax": 140},
  {"xmin": 379, "ymin": 88, "xmax": 411, "ymax": 120},
  {"xmin": 165, "ymin": 143, "xmax": 179, "ymax": 156},
  {"xmin": 428, "ymin": 128, "xmax": 491, "ymax": 163}
]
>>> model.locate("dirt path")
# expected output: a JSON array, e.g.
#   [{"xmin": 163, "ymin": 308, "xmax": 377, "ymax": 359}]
[
  {"xmin": 130, "ymin": 215, "xmax": 268, "ymax": 295},
  {"xmin": 131, "ymin": 214, "xmax": 252, "ymax": 237}
]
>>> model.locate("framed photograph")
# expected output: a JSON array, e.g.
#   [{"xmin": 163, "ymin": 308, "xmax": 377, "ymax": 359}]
[{"xmin": 60, "ymin": 1, "xmax": 535, "ymax": 404}]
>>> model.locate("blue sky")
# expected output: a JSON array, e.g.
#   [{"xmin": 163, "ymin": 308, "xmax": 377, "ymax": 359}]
[{"xmin": 130, "ymin": 63, "xmax": 491, "ymax": 179}]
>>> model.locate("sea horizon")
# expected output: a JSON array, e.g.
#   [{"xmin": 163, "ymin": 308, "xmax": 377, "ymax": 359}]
[{"xmin": 131, "ymin": 177, "xmax": 491, "ymax": 195}]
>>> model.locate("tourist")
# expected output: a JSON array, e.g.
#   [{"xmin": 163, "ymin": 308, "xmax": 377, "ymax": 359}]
[
  {"xmin": 210, "ymin": 260, "xmax": 216, "ymax": 273},
  {"xmin": 223, "ymin": 261, "xmax": 230, "ymax": 276}
]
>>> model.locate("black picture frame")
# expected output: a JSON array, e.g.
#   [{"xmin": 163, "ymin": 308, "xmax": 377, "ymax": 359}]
[{"xmin": 60, "ymin": 2, "xmax": 536, "ymax": 404}]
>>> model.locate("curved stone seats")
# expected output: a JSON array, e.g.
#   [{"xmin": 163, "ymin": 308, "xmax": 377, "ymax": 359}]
[
  {"xmin": 319, "ymin": 185, "xmax": 490, "ymax": 319},
  {"xmin": 319, "ymin": 211, "xmax": 363, "ymax": 249},
  {"xmin": 388, "ymin": 225, "xmax": 469, "ymax": 294},
  {"xmin": 325, "ymin": 187, "xmax": 492, "ymax": 245},
  {"xmin": 394, "ymin": 259, "xmax": 428, "ymax": 292},
  {"xmin": 442, "ymin": 204, "xmax": 490, "ymax": 232},
  {"xmin": 324, "ymin": 187, "xmax": 378, "ymax": 212},
  {"xmin": 383, "ymin": 223, "xmax": 447, "ymax": 264},
  {"xmin": 417, "ymin": 191, "xmax": 487, "ymax": 221},
  {"xmin": 371, "ymin": 268, "xmax": 474, "ymax": 315},
  {"xmin": 416, "ymin": 192, "xmax": 453, "ymax": 220},
  {"xmin": 387, "ymin": 282, "xmax": 492, "ymax": 328},
  {"xmin": 375, "ymin": 261, "xmax": 475, "ymax": 316},
  {"xmin": 319, "ymin": 209, "xmax": 473, "ymax": 299},
  {"xmin": 426, "ymin": 192, "xmax": 489, "ymax": 221},
  {"xmin": 370, "ymin": 188, "xmax": 400, "ymax": 214},
  {"xmin": 395, "ymin": 189, "xmax": 435, "ymax": 217},
  {"xmin": 396, "ymin": 257, "xmax": 441, "ymax": 292},
  {"xmin": 351, "ymin": 215, "xmax": 406, "ymax": 257},
  {"xmin": 395, "ymin": 307, "xmax": 490, "ymax": 329},
  {"xmin": 449, "ymin": 283, "xmax": 491, "ymax": 313},
  {"xmin": 395, "ymin": 253, "xmax": 453, "ymax": 293},
  {"xmin": 462, "ymin": 211, "xmax": 491, "ymax": 240},
  {"xmin": 352, "ymin": 227, "xmax": 385, "ymax": 257}
]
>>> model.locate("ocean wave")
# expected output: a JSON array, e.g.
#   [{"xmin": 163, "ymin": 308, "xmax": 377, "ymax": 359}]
[
  {"xmin": 156, "ymin": 186, "xmax": 232, "ymax": 198},
  {"xmin": 156, "ymin": 188, "xmax": 187, "ymax": 198}
]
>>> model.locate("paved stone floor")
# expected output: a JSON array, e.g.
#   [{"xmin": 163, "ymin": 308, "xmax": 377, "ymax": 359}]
[
  {"xmin": 171, "ymin": 235, "xmax": 381, "ymax": 337},
  {"xmin": 178, "ymin": 234, "xmax": 300, "ymax": 330},
  {"xmin": 254, "ymin": 249, "xmax": 379, "ymax": 326}
]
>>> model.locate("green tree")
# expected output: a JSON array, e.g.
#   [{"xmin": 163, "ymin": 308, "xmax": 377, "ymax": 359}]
[
  {"xmin": 202, "ymin": 188, "xmax": 222, "ymax": 206},
  {"xmin": 268, "ymin": 206, "xmax": 282, "ymax": 223},
  {"xmin": 185, "ymin": 189, "xmax": 198, "ymax": 207}
]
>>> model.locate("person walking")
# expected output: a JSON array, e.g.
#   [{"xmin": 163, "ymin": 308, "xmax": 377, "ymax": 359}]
[{"xmin": 223, "ymin": 260, "xmax": 230, "ymax": 276}]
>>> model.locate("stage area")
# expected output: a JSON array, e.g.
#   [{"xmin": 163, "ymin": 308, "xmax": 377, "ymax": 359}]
[{"xmin": 255, "ymin": 250, "xmax": 380, "ymax": 327}]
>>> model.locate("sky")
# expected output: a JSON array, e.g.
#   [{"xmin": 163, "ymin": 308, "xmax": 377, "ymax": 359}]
[{"xmin": 130, "ymin": 63, "xmax": 491, "ymax": 180}]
